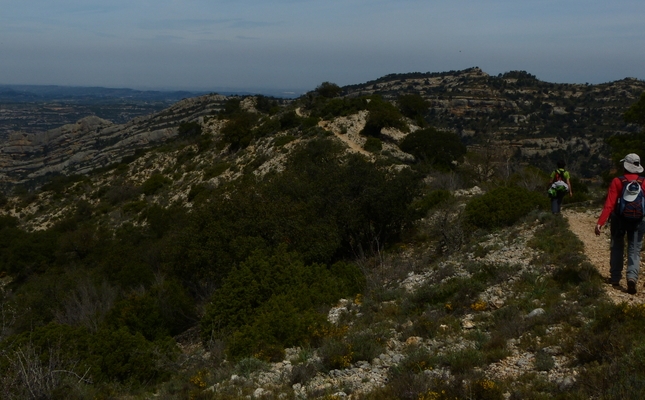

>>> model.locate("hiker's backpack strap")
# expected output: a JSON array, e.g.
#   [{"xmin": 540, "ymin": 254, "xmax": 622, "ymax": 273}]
[
  {"xmin": 617, "ymin": 176, "xmax": 628, "ymax": 211},
  {"xmin": 638, "ymin": 177, "xmax": 645, "ymax": 216}
]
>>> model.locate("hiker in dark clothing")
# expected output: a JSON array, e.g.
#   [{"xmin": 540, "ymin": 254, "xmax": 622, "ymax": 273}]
[
  {"xmin": 548, "ymin": 160, "xmax": 572, "ymax": 214},
  {"xmin": 595, "ymin": 153, "xmax": 645, "ymax": 295}
]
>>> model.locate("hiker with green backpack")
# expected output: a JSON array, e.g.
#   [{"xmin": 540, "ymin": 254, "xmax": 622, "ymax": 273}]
[
  {"xmin": 595, "ymin": 153, "xmax": 645, "ymax": 295},
  {"xmin": 548, "ymin": 160, "xmax": 573, "ymax": 214}
]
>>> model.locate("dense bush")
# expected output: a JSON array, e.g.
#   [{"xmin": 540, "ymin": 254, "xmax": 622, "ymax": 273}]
[
  {"xmin": 361, "ymin": 96, "xmax": 408, "ymax": 137},
  {"xmin": 363, "ymin": 136, "xmax": 383, "ymax": 153},
  {"xmin": 172, "ymin": 137, "xmax": 421, "ymax": 291},
  {"xmin": 412, "ymin": 189, "xmax": 452, "ymax": 216},
  {"xmin": 624, "ymin": 91, "xmax": 645, "ymax": 127},
  {"xmin": 399, "ymin": 127, "xmax": 466, "ymax": 171},
  {"xmin": 200, "ymin": 247, "xmax": 362, "ymax": 359},
  {"xmin": 464, "ymin": 185, "xmax": 548, "ymax": 229},
  {"xmin": 398, "ymin": 93, "xmax": 429, "ymax": 123},
  {"xmin": 315, "ymin": 82, "xmax": 342, "ymax": 98},
  {"xmin": 220, "ymin": 111, "xmax": 260, "ymax": 150},
  {"xmin": 0, "ymin": 225, "xmax": 57, "ymax": 279},
  {"xmin": 0, "ymin": 323, "xmax": 177, "ymax": 388},
  {"xmin": 178, "ymin": 121, "xmax": 202, "ymax": 137},
  {"xmin": 255, "ymin": 95, "xmax": 279, "ymax": 114},
  {"xmin": 141, "ymin": 174, "xmax": 172, "ymax": 196},
  {"xmin": 317, "ymin": 97, "xmax": 369, "ymax": 119},
  {"xmin": 218, "ymin": 97, "xmax": 242, "ymax": 118},
  {"xmin": 106, "ymin": 280, "xmax": 194, "ymax": 341}
]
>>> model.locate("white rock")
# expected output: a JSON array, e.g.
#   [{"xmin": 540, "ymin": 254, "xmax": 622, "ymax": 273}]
[{"xmin": 527, "ymin": 308, "xmax": 546, "ymax": 318}]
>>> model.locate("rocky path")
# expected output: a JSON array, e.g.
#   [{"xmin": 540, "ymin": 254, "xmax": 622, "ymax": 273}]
[{"xmin": 563, "ymin": 209, "xmax": 645, "ymax": 304}]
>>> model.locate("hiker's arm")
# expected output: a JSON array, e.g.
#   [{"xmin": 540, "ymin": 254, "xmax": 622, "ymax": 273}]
[
  {"xmin": 567, "ymin": 179, "xmax": 573, "ymax": 197},
  {"xmin": 597, "ymin": 177, "xmax": 621, "ymax": 227},
  {"xmin": 595, "ymin": 224, "xmax": 602, "ymax": 236}
]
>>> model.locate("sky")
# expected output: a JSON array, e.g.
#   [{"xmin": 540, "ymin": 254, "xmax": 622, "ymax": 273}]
[{"xmin": 1, "ymin": 0, "xmax": 644, "ymax": 95}]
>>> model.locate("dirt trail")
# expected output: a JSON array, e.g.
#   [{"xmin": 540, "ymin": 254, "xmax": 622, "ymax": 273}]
[{"xmin": 564, "ymin": 209, "xmax": 645, "ymax": 304}]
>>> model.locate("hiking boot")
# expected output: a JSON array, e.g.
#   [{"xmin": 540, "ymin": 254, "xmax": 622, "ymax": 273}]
[
  {"xmin": 605, "ymin": 277, "xmax": 621, "ymax": 287},
  {"xmin": 628, "ymin": 279, "xmax": 637, "ymax": 295}
]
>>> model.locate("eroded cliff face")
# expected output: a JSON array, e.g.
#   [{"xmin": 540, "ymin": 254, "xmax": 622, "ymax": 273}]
[{"xmin": 0, "ymin": 94, "xmax": 227, "ymax": 185}]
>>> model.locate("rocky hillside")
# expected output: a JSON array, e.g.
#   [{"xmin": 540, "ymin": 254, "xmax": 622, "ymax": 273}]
[
  {"xmin": 1, "ymin": 67, "xmax": 644, "ymax": 191},
  {"xmin": 344, "ymin": 68, "xmax": 645, "ymax": 177},
  {"xmin": 0, "ymin": 94, "xmax": 229, "ymax": 188},
  {"xmin": 0, "ymin": 68, "xmax": 644, "ymax": 399}
]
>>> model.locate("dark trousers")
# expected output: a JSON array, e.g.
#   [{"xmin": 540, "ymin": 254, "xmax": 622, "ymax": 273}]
[
  {"xmin": 551, "ymin": 192, "xmax": 565, "ymax": 214},
  {"xmin": 610, "ymin": 215, "xmax": 645, "ymax": 283}
]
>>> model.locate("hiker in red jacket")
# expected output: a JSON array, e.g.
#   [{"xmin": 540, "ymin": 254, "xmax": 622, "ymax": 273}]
[{"xmin": 595, "ymin": 153, "xmax": 645, "ymax": 295}]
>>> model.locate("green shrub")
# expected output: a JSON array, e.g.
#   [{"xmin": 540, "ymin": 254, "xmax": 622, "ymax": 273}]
[
  {"xmin": 398, "ymin": 93, "xmax": 429, "ymax": 120},
  {"xmin": 563, "ymin": 175, "xmax": 590, "ymax": 204},
  {"xmin": 412, "ymin": 189, "xmax": 452, "ymax": 215},
  {"xmin": 470, "ymin": 379, "xmax": 504, "ymax": 400},
  {"xmin": 438, "ymin": 348, "xmax": 485, "ymax": 374},
  {"xmin": 399, "ymin": 127, "xmax": 466, "ymax": 171},
  {"xmin": 576, "ymin": 343, "xmax": 645, "ymax": 398},
  {"xmin": 178, "ymin": 121, "xmax": 202, "ymax": 137},
  {"xmin": 278, "ymin": 111, "xmax": 302, "ymax": 130},
  {"xmin": 252, "ymin": 116, "xmax": 281, "ymax": 138},
  {"xmin": 535, "ymin": 349, "xmax": 555, "ymax": 371},
  {"xmin": 142, "ymin": 174, "xmax": 171, "ymax": 196},
  {"xmin": 106, "ymin": 292, "xmax": 166, "ymax": 341},
  {"xmin": 363, "ymin": 137, "xmax": 383, "ymax": 153},
  {"xmin": 347, "ymin": 330, "xmax": 386, "ymax": 363},
  {"xmin": 221, "ymin": 111, "xmax": 260, "ymax": 150},
  {"xmin": 381, "ymin": 369, "xmax": 433, "ymax": 400},
  {"xmin": 319, "ymin": 337, "xmax": 353, "ymax": 370},
  {"xmin": 174, "ymin": 137, "xmax": 420, "ymax": 290},
  {"xmin": 187, "ymin": 183, "xmax": 208, "ymax": 203},
  {"xmin": 200, "ymin": 246, "xmax": 358, "ymax": 359},
  {"xmin": 41, "ymin": 174, "xmax": 85, "ymax": 197},
  {"xmin": 274, "ymin": 134, "xmax": 296, "ymax": 147},
  {"xmin": 204, "ymin": 162, "xmax": 230, "ymax": 179},
  {"xmin": 122, "ymin": 200, "xmax": 147, "ymax": 214},
  {"xmin": 317, "ymin": 97, "xmax": 368, "ymax": 119},
  {"xmin": 421, "ymin": 277, "xmax": 486, "ymax": 315},
  {"xmin": 100, "ymin": 184, "xmax": 140, "ymax": 206},
  {"xmin": 290, "ymin": 362, "xmax": 319, "ymax": 385},
  {"xmin": 361, "ymin": 96, "xmax": 408, "ymax": 137},
  {"xmin": 399, "ymin": 345, "xmax": 436, "ymax": 374},
  {"xmin": 0, "ymin": 323, "xmax": 176, "ymax": 387},
  {"xmin": 464, "ymin": 186, "xmax": 548, "ymax": 229},
  {"xmin": 315, "ymin": 82, "xmax": 342, "ymax": 98},
  {"xmin": 234, "ymin": 357, "xmax": 270, "ymax": 377},
  {"xmin": 255, "ymin": 95, "xmax": 279, "ymax": 114},
  {"xmin": 218, "ymin": 98, "xmax": 241, "ymax": 118},
  {"xmin": 91, "ymin": 327, "xmax": 175, "ymax": 384}
]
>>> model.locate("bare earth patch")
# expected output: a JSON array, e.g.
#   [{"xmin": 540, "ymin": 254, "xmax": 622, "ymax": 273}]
[{"xmin": 564, "ymin": 209, "xmax": 645, "ymax": 304}]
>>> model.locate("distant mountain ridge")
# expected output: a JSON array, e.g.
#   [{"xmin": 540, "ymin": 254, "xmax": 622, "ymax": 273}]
[
  {"xmin": 0, "ymin": 67, "xmax": 644, "ymax": 189},
  {"xmin": 0, "ymin": 84, "xmax": 302, "ymax": 103},
  {"xmin": 0, "ymin": 84, "xmax": 205, "ymax": 103}
]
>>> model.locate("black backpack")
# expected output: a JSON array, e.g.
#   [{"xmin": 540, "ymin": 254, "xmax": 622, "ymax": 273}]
[{"xmin": 617, "ymin": 176, "xmax": 645, "ymax": 221}]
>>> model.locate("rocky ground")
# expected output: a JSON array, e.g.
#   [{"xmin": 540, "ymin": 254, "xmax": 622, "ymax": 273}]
[{"xmin": 198, "ymin": 208, "xmax": 606, "ymax": 399}]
